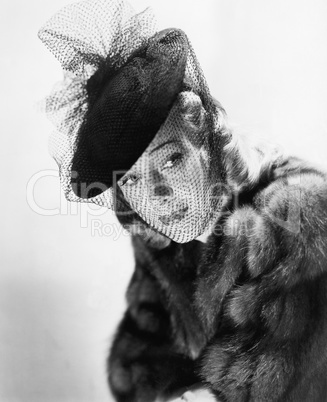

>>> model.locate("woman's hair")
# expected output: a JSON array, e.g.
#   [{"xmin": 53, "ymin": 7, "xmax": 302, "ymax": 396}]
[
  {"xmin": 167, "ymin": 91, "xmax": 209, "ymax": 149},
  {"xmin": 172, "ymin": 91, "xmax": 282, "ymax": 192},
  {"xmin": 222, "ymin": 118, "xmax": 283, "ymax": 192}
]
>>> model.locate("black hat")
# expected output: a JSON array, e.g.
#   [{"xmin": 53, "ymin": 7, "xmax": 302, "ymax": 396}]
[{"xmin": 71, "ymin": 28, "xmax": 188, "ymax": 199}]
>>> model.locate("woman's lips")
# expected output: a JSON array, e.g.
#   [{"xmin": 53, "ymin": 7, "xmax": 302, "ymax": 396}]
[{"xmin": 159, "ymin": 206, "xmax": 189, "ymax": 225}]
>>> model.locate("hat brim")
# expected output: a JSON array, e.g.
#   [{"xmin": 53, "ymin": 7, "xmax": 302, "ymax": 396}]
[{"xmin": 71, "ymin": 28, "xmax": 188, "ymax": 199}]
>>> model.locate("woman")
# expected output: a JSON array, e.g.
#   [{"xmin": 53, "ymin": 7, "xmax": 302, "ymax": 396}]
[
  {"xmin": 39, "ymin": 0, "xmax": 327, "ymax": 401},
  {"xmin": 109, "ymin": 91, "xmax": 327, "ymax": 402}
]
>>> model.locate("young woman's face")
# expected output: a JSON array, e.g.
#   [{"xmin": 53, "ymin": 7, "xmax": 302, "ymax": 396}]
[{"xmin": 117, "ymin": 104, "xmax": 216, "ymax": 243}]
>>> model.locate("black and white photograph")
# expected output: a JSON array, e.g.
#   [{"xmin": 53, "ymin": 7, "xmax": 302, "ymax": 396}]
[{"xmin": 1, "ymin": 0, "xmax": 327, "ymax": 401}]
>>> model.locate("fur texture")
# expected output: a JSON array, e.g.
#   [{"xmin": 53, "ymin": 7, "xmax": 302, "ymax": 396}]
[
  {"xmin": 196, "ymin": 157, "xmax": 327, "ymax": 401},
  {"xmin": 108, "ymin": 150, "xmax": 327, "ymax": 401}
]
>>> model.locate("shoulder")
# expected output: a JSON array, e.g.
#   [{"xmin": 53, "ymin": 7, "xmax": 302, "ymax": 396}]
[
  {"xmin": 208, "ymin": 157, "xmax": 327, "ymax": 283},
  {"xmin": 196, "ymin": 156, "xmax": 327, "ymax": 337},
  {"xmin": 254, "ymin": 156, "xmax": 327, "ymax": 227}
]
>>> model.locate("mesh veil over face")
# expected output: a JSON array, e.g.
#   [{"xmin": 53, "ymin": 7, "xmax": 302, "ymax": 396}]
[{"xmin": 39, "ymin": 0, "xmax": 223, "ymax": 243}]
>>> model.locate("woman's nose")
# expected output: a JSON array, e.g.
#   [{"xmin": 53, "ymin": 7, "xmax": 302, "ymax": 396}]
[{"xmin": 150, "ymin": 184, "xmax": 174, "ymax": 202}]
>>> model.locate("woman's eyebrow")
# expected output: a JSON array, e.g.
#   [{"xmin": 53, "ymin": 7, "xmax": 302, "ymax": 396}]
[{"xmin": 149, "ymin": 140, "xmax": 177, "ymax": 155}]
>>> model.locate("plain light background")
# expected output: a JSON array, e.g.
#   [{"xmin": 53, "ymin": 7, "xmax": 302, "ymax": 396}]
[{"xmin": 1, "ymin": 0, "xmax": 327, "ymax": 401}]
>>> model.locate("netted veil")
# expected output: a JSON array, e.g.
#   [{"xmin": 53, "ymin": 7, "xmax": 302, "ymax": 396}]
[{"xmin": 39, "ymin": 0, "xmax": 223, "ymax": 243}]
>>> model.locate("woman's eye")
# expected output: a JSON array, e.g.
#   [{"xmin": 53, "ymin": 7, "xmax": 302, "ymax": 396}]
[
  {"xmin": 162, "ymin": 152, "xmax": 183, "ymax": 170},
  {"xmin": 119, "ymin": 174, "xmax": 140, "ymax": 186}
]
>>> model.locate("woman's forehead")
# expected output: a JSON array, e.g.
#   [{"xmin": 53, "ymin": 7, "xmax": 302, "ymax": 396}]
[
  {"xmin": 130, "ymin": 122, "xmax": 185, "ymax": 173},
  {"xmin": 147, "ymin": 108, "xmax": 184, "ymax": 154},
  {"xmin": 147, "ymin": 129, "xmax": 177, "ymax": 155}
]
